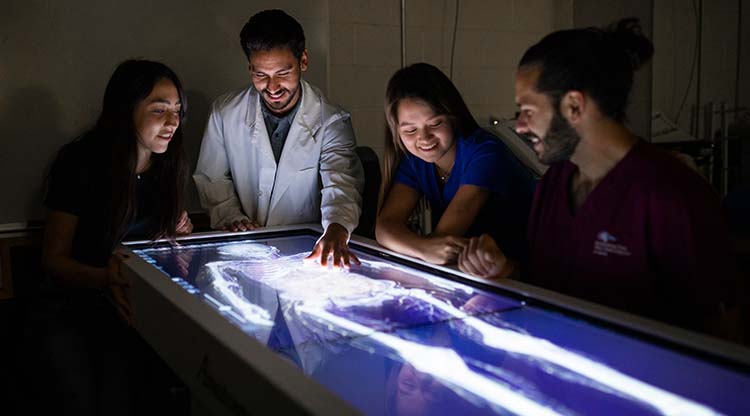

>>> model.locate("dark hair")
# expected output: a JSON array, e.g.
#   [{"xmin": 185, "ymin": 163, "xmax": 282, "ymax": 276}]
[
  {"xmin": 239, "ymin": 9, "xmax": 305, "ymax": 60},
  {"xmin": 380, "ymin": 63, "xmax": 479, "ymax": 210},
  {"xmin": 95, "ymin": 59, "xmax": 188, "ymax": 245},
  {"xmin": 519, "ymin": 18, "xmax": 654, "ymax": 122}
]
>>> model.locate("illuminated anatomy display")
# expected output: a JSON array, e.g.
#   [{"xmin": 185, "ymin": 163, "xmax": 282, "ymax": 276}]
[{"xmin": 178, "ymin": 242, "xmax": 722, "ymax": 416}]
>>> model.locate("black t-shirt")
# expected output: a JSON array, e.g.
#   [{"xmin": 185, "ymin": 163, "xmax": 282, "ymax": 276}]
[{"xmin": 45, "ymin": 136, "xmax": 161, "ymax": 269}]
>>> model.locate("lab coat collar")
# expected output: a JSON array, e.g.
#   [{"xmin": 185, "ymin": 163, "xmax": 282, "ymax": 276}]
[
  {"xmin": 243, "ymin": 79, "xmax": 323, "ymax": 139},
  {"xmin": 268, "ymin": 80, "xmax": 324, "ymax": 213}
]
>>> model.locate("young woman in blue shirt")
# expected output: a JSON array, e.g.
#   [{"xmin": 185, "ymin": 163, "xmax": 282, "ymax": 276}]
[{"xmin": 376, "ymin": 63, "xmax": 535, "ymax": 266}]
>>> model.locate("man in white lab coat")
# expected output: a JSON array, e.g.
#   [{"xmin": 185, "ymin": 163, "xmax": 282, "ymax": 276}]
[{"xmin": 194, "ymin": 9, "xmax": 364, "ymax": 267}]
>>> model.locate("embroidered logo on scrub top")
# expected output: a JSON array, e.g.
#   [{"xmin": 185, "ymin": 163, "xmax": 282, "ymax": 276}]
[{"xmin": 593, "ymin": 231, "xmax": 632, "ymax": 257}]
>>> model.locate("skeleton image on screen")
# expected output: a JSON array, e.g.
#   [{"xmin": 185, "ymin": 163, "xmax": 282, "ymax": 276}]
[
  {"xmin": 132, "ymin": 235, "xmax": 748, "ymax": 416},
  {"xmin": 187, "ymin": 242, "xmax": 723, "ymax": 416}
]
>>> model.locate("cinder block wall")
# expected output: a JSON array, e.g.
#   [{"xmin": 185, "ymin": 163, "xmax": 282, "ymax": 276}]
[{"xmin": 327, "ymin": 0, "xmax": 571, "ymax": 162}]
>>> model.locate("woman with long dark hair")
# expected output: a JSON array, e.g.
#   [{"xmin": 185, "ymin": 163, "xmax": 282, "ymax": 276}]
[
  {"xmin": 27, "ymin": 59, "xmax": 191, "ymax": 415},
  {"xmin": 376, "ymin": 63, "xmax": 534, "ymax": 267}
]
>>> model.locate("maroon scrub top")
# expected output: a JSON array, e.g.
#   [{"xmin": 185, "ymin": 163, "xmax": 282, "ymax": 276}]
[{"xmin": 526, "ymin": 140, "xmax": 738, "ymax": 330}]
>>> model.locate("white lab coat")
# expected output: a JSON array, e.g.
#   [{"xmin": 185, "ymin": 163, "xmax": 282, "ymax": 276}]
[{"xmin": 194, "ymin": 80, "xmax": 364, "ymax": 234}]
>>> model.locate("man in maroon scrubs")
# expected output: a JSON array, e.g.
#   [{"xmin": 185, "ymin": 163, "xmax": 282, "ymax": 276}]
[{"xmin": 459, "ymin": 19, "xmax": 740, "ymax": 337}]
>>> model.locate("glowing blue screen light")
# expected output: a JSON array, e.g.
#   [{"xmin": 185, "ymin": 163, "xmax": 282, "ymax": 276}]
[{"xmin": 133, "ymin": 234, "xmax": 749, "ymax": 416}]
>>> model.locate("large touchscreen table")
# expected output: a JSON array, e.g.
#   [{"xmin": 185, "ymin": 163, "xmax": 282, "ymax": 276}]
[{"xmin": 128, "ymin": 230, "xmax": 749, "ymax": 416}]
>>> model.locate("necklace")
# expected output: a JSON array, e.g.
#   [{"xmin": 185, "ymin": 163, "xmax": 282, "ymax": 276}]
[{"xmin": 435, "ymin": 165, "xmax": 451, "ymax": 182}]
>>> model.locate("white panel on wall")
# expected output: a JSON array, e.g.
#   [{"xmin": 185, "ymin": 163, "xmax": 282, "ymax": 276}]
[{"xmin": 0, "ymin": 0, "xmax": 327, "ymax": 225}]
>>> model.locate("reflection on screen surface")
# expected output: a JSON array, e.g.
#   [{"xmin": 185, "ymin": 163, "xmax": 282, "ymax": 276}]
[{"xmin": 133, "ymin": 235, "xmax": 749, "ymax": 416}]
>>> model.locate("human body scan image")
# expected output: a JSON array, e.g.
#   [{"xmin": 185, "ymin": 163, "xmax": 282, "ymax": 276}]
[{"xmin": 132, "ymin": 234, "xmax": 749, "ymax": 416}]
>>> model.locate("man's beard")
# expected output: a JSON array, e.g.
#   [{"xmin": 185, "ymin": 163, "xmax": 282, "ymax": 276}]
[
  {"xmin": 263, "ymin": 86, "xmax": 298, "ymax": 113},
  {"xmin": 537, "ymin": 110, "xmax": 581, "ymax": 165}
]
